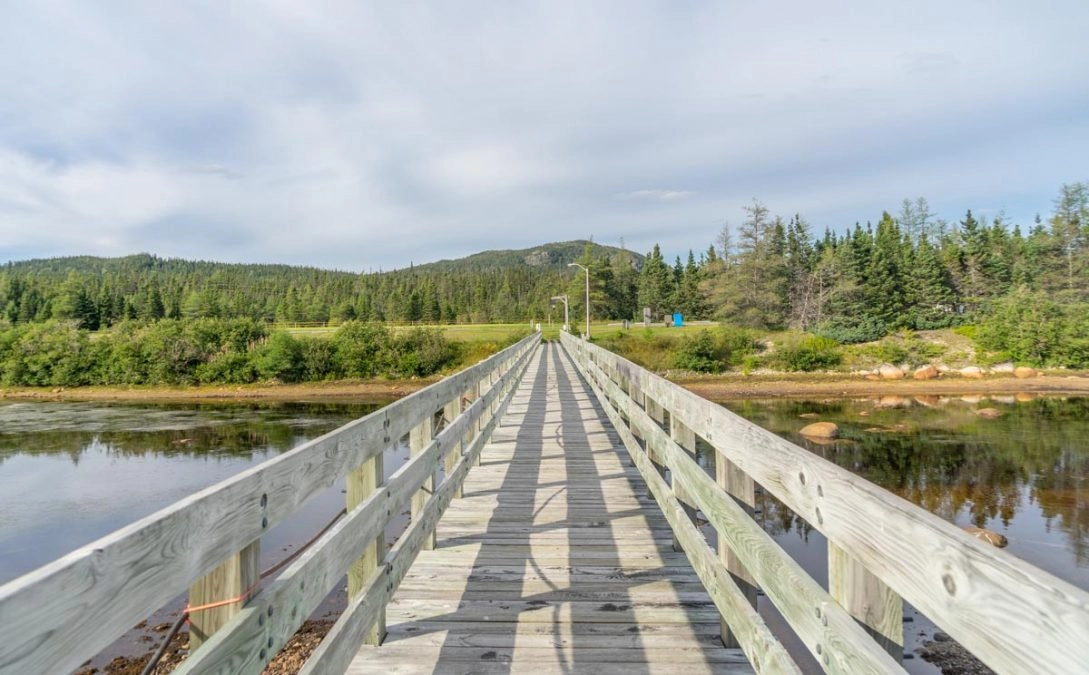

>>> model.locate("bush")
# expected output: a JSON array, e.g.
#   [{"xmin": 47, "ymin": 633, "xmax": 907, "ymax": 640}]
[
  {"xmin": 334, "ymin": 322, "xmax": 393, "ymax": 378},
  {"xmin": 814, "ymin": 317, "xmax": 887, "ymax": 344},
  {"xmin": 253, "ymin": 332, "xmax": 304, "ymax": 382},
  {"xmin": 775, "ymin": 335, "xmax": 842, "ymax": 372},
  {"xmin": 388, "ymin": 328, "xmax": 456, "ymax": 377},
  {"xmin": 0, "ymin": 321, "xmax": 91, "ymax": 386},
  {"xmin": 673, "ymin": 330, "xmax": 723, "ymax": 373}
]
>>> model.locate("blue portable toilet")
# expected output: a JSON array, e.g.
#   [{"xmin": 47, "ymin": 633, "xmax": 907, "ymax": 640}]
[{"xmin": 673, "ymin": 313, "xmax": 683, "ymax": 327}]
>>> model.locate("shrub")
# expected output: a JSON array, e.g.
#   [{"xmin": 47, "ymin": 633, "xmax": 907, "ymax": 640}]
[
  {"xmin": 673, "ymin": 330, "xmax": 723, "ymax": 373},
  {"xmin": 388, "ymin": 328, "xmax": 456, "ymax": 377},
  {"xmin": 814, "ymin": 317, "xmax": 887, "ymax": 344},
  {"xmin": 253, "ymin": 332, "xmax": 304, "ymax": 382},
  {"xmin": 775, "ymin": 335, "xmax": 842, "ymax": 372}
]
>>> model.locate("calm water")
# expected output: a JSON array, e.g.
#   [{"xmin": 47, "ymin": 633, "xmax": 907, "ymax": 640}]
[
  {"xmin": 718, "ymin": 394, "xmax": 1089, "ymax": 591},
  {"xmin": 0, "ymin": 399, "xmax": 399, "ymax": 586},
  {"xmin": 711, "ymin": 394, "xmax": 1089, "ymax": 672},
  {"xmin": 3, "ymin": 395, "xmax": 1086, "ymax": 671}
]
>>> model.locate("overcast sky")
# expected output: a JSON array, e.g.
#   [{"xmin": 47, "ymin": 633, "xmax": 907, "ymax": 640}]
[{"xmin": 2, "ymin": 2, "xmax": 1087, "ymax": 271}]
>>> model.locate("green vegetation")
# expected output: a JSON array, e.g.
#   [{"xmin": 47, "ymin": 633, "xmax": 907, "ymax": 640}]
[
  {"xmin": 0, "ymin": 319, "xmax": 487, "ymax": 387},
  {"xmin": 3, "ymin": 181, "xmax": 1089, "ymax": 374},
  {"xmin": 772, "ymin": 335, "xmax": 843, "ymax": 372}
]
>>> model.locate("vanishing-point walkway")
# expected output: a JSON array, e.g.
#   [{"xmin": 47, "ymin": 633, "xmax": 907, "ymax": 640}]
[{"xmin": 349, "ymin": 342, "xmax": 753, "ymax": 674}]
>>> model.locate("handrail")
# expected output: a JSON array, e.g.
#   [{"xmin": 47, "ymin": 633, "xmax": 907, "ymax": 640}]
[
  {"xmin": 561, "ymin": 332, "xmax": 1089, "ymax": 675},
  {"xmin": 0, "ymin": 332, "xmax": 540, "ymax": 675}
]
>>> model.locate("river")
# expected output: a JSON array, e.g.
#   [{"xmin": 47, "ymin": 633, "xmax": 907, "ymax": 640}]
[{"xmin": 1, "ymin": 394, "xmax": 1085, "ymax": 672}]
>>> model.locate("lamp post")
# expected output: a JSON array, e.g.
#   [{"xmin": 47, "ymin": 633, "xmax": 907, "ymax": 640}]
[
  {"xmin": 550, "ymin": 295, "xmax": 569, "ymax": 332},
  {"xmin": 567, "ymin": 263, "xmax": 590, "ymax": 340}
]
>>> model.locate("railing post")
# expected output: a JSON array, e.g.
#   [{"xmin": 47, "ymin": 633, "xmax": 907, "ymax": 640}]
[
  {"xmin": 443, "ymin": 397, "xmax": 463, "ymax": 498},
  {"xmin": 829, "ymin": 543, "xmax": 904, "ymax": 661},
  {"xmin": 411, "ymin": 413, "xmax": 437, "ymax": 551},
  {"xmin": 347, "ymin": 449, "xmax": 386, "ymax": 645},
  {"xmin": 626, "ymin": 380, "xmax": 644, "ymax": 468},
  {"xmin": 714, "ymin": 453, "xmax": 758, "ymax": 648},
  {"xmin": 669, "ymin": 415, "xmax": 698, "ymax": 553},
  {"xmin": 188, "ymin": 539, "xmax": 260, "ymax": 651},
  {"xmin": 644, "ymin": 396, "xmax": 667, "ymax": 498}
]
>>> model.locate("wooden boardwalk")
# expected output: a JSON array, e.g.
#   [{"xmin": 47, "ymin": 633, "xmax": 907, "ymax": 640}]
[{"xmin": 349, "ymin": 342, "xmax": 752, "ymax": 674}]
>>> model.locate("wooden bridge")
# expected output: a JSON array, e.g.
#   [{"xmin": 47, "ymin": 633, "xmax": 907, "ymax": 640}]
[{"xmin": 2, "ymin": 332, "xmax": 1088, "ymax": 674}]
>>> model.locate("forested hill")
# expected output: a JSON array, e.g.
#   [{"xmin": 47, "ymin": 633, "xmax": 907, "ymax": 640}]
[
  {"xmin": 409, "ymin": 241, "xmax": 642, "ymax": 273},
  {"xmin": 0, "ymin": 241, "xmax": 641, "ymax": 327}
]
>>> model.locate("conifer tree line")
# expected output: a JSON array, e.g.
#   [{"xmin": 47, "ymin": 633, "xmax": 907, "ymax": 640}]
[{"xmin": 1, "ymin": 182, "xmax": 1086, "ymax": 354}]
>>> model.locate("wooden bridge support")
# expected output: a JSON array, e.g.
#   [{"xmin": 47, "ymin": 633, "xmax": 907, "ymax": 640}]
[
  {"xmin": 829, "ymin": 543, "xmax": 903, "ymax": 661},
  {"xmin": 714, "ymin": 452, "xmax": 758, "ymax": 649},
  {"xmin": 188, "ymin": 540, "xmax": 260, "ymax": 650},
  {"xmin": 348, "ymin": 450, "xmax": 386, "ymax": 645},
  {"xmin": 410, "ymin": 414, "xmax": 436, "ymax": 552}
]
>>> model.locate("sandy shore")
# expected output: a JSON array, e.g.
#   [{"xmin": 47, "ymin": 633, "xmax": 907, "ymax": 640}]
[
  {"xmin": 677, "ymin": 372, "xmax": 1089, "ymax": 400},
  {"xmin": 4, "ymin": 371, "xmax": 1088, "ymax": 404},
  {"xmin": 0, "ymin": 379, "xmax": 433, "ymax": 403}
]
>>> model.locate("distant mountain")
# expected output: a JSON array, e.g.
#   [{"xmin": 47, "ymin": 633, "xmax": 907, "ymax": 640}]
[
  {"xmin": 0, "ymin": 241, "xmax": 645, "ymax": 326},
  {"xmin": 409, "ymin": 240, "xmax": 644, "ymax": 273}
]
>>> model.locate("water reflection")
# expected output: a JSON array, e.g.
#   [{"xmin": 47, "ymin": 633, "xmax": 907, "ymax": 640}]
[
  {"xmin": 0, "ymin": 399, "xmax": 392, "ymax": 585},
  {"xmin": 719, "ymin": 395, "xmax": 1089, "ymax": 588}
]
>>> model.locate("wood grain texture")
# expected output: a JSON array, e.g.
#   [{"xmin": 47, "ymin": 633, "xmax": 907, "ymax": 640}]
[
  {"xmin": 188, "ymin": 540, "xmax": 260, "ymax": 650},
  {"xmin": 0, "ymin": 333, "xmax": 538, "ymax": 675},
  {"xmin": 347, "ymin": 342, "xmax": 756, "ymax": 675},
  {"xmin": 173, "ymin": 342, "xmax": 538, "ymax": 674},
  {"xmin": 828, "ymin": 542, "xmax": 903, "ymax": 660},
  {"xmin": 562, "ymin": 332, "xmax": 1089, "ymax": 675},
  {"xmin": 302, "ymin": 342, "xmax": 532, "ymax": 675},
  {"xmin": 715, "ymin": 452, "xmax": 757, "ymax": 649}
]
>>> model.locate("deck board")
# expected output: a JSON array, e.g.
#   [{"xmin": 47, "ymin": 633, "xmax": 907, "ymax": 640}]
[{"xmin": 348, "ymin": 342, "xmax": 752, "ymax": 674}]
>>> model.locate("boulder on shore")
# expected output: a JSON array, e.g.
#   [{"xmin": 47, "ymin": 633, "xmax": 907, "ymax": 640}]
[
  {"xmin": 960, "ymin": 366, "xmax": 984, "ymax": 379},
  {"xmin": 991, "ymin": 362, "xmax": 1015, "ymax": 373},
  {"xmin": 878, "ymin": 364, "xmax": 905, "ymax": 380},
  {"xmin": 1014, "ymin": 366, "xmax": 1038, "ymax": 379},
  {"xmin": 800, "ymin": 422, "xmax": 839, "ymax": 439},
  {"xmin": 913, "ymin": 365, "xmax": 939, "ymax": 380},
  {"xmin": 962, "ymin": 526, "xmax": 1008, "ymax": 548}
]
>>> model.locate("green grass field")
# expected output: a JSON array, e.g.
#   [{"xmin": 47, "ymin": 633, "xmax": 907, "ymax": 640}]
[{"xmin": 280, "ymin": 320, "xmax": 722, "ymax": 349}]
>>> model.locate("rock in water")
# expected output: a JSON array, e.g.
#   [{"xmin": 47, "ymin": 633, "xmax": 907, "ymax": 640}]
[
  {"xmin": 975, "ymin": 408, "xmax": 1002, "ymax": 419},
  {"xmin": 962, "ymin": 526, "xmax": 1008, "ymax": 548},
  {"xmin": 800, "ymin": 422, "xmax": 839, "ymax": 439}
]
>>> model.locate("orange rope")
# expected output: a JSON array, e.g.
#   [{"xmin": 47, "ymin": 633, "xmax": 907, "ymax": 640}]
[{"xmin": 185, "ymin": 578, "xmax": 262, "ymax": 615}]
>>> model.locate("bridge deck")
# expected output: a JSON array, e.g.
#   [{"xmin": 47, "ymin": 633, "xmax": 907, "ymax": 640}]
[{"xmin": 349, "ymin": 342, "xmax": 752, "ymax": 674}]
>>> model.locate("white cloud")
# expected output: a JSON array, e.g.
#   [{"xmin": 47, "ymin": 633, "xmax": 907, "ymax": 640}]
[
  {"xmin": 616, "ymin": 190, "xmax": 695, "ymax": 202},
  {"xmin": 0, "ymin": 1, "xmax": 1086, "ymax": 268}
]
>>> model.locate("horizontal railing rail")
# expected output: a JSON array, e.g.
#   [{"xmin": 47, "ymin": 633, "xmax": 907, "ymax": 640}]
[
  {"xmin": 0, "ymin": 332, "xmax": 540, "ymax": 675},
  {"xmin": 561, "ymin": 331, "xmax": 1089, "ymax": 675}
]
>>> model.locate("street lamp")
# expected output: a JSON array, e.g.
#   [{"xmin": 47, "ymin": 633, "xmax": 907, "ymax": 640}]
[
  {"xmin": 567, "ymin": 263, "xmax": 590, "ymax": 340},
  {"xmin": 550, "ymin": 295, "xmax": 569, "ymax": 332}
]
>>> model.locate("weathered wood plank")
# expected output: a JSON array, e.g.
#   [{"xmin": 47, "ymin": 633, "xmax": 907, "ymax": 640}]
[
  {"xmin": 172, "ymin": 345, "xmax": 538, "ymax": 674},
  {"xmin": 345, "ymin": 342, "xmax": 752, "ymax": 675},
  {"xmin": 575, "ymin": 339, "xmax": 902, "ymax": 673},
  {"xmin": 829, "ymin": 541, "xmax": 903, "ymax": 661},
  {"xmin": 301, "ymin": 342, "xmax": 532, "ymax": 675},
  {"xmin": 188, "ymin": 540, "xmax": 260, "ymax": 651},
  {"xmin": 563, "ymin": 332, "xmax": 1089, "ymax": 675},
  {"xmin": 410, "ymin": 414, "xmax": 436, "ymax": 552},
  {"xmin": 716, "ymin": 451, "xmax": 757, "ymax": 649},
  {"xmin": 0, "ymin": 332, "xmax": 539, "ymax": 675}
]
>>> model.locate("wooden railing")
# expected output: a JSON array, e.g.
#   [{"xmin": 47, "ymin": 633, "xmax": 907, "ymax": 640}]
[
  {"xmin": 561, "ymin": 332, "xmax": 1089, "ymax": 675},
  {"xmin": 0, "ymin": 332, "xmax": 540, "ymax": 675}
]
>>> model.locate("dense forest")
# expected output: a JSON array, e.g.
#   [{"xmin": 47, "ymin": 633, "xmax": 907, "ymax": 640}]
[
  {"xmin": 1, "ymin": 182, "xmax": 1087, "ymax": 384},
  {"xmin": 0, "ymin": 241, "xmax": 638, "ymax": 327}
]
